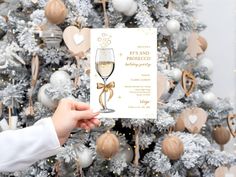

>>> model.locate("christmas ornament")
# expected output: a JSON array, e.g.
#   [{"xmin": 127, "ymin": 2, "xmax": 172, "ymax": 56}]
[
  {"xmin": 157, "ymin": 72, "xmax": 170, "ymax": 101},
  {"xmin": 181, "ymin": 71, "xmax": 196, "ymax": 96},
  {"xmin": 50, "ymin": 70, "xmax": 71, "ymax": 87},
  {"xmin": 212, "ymin": 126, "xmax": 231, "ymax": 145},
  {"xmin": 169, "ymin": 68, "xmax": 182, "ymax": 81},
  {"xmin": 96, "ymin": 131, "xmax": 120, "ymax": 159},
  {"xmin": 198, "ymin": 35, "xmax": 208, "ymax": 52},
  {"xmin": 166, "ymin": 19, "xmax": 180, "ymax": 34},
  {"xmin": 63, "ymin": 26, "xmax": 90, "ymax": 59},
  {"xmin": 76, "ymin": 147, "xmax": 94, "ymax": 168},
  {"xmin": 161, "ymin": 135, "xmax": 184, "ymax": 160},
  {"xmin": 227, "ymin": 114, "xmax": 236, "ymax": 137},
  {"xmin": 180, "ymin": 107, "xmax": 208, "ymax": 133},
  {"xmin": 117, "ymin": 144, "xmax": 134, "ymax": 163},
  {"xmin": 38, "ymin": 83, "xmax": 58, "ymax": 109},
  {"xmin": 174, "ymin": 117, "xmax": 185, "ymax": 132},
  {"xmin": 186, "ymin": 32, "xmax": 203, "ymax": 58},
  {"xmin": 203, "ymin": 92, "xmax": 217, "ymax": 106},
  {"xmin": 112, "ymin": 0, "xmax": 134, "ymax": 13},
  {"xmin": 198, "ymin": 57, "xmax": 214, "ymax": 74},
  {"xmin": 176, "ymin": 33, "xmax": 188, "ymax": 51},
  {"xmin": 31, "ymin": 54, "xmax": 39, "ymax": 90},
  {"xmin": 42, "ymin": 24, "xmax": 63, "ymax": 48},
  {"xmin": 133, "ymin": 126, "xmax": 140, "ymax": 170},
  {"xmin": 123, "ymin": 1, "xmax": 138, "ymax": 16},
  {"xmin": 63, "ymin": 26, "xmax": 90, "ymax": 89},
  {"xmin": 44, "ymin": 0, "xmax": 67, "ymax": 24},
  {"xmin": 215, "ymin": 166, "xmax": 236, "ymax": 177},
  {"xmin": 26, "ymin": 54, "xmax": 39, "ymax": 117}
]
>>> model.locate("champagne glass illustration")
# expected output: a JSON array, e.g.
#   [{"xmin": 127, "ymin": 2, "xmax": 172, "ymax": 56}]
[{"xmin": 95, "ymin": 48, "xmax": 115, "ymax": 113}]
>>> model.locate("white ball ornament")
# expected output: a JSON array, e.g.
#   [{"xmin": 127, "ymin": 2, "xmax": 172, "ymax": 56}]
[
  {"xmin": 112, "ymin": 0, "xmax": 134, "ymax": 13},
  {"xmin": 169, "ymin": 68, "xmax": 182, "ymax": 81},
  {"xmin": 123, "ymin": 1, "xmax": 138, "ymax": 16},
  {"xmin": 166, "ymin": 19, "xmax": 180, "ymax": 34},
  {"xmin": 198, "ymin": 58, "xmax": 214, "ymax": 74},
  {"xmin": 50, "ymin": 70, "xmax": 71, "ymax": 87},
  {"xmin": 76, "ymin": 147, "xmax": 94, "ymax": 168},
  {"xmin": 203, "ymin": 92, "xmax": 217, "ymax": 106},
  {"xmin": 119, "ymin": 144, "xmax": 134, "ymax": 163},
  {"xmin": 38, "ymin": 84, "xmax": 58, "ymax": 109}
]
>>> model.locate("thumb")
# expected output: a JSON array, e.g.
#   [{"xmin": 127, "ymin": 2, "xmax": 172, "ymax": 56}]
[{"xmin": 72, "ymin": 110, "xmax": 99, "ymax": 120}]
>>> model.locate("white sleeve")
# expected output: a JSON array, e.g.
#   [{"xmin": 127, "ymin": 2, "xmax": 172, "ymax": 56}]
[{"xmin": 0, "ymin": 117, "xmax": 61, "ymax": 172}]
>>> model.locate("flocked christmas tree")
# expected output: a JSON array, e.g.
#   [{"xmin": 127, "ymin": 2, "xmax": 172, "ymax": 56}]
[{"xmin": 0, "ymin": 0, "xmax": 236, "ymax": 176}]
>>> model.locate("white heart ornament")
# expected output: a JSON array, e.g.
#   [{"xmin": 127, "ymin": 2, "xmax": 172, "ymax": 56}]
[
  {"xmin": 73, "ymin": 33, "xmax": 84, "ymax": 45},
  {"xmin": 180, "ymin": 107, "xmax": 208, "ymax": 133},
  {"xmin": 63, "ymin": 26, "xmax": 90, "ymax": 59},
  {"xmin": 188, "ymin": 115, "xmax": 198, "ymax": 124}
]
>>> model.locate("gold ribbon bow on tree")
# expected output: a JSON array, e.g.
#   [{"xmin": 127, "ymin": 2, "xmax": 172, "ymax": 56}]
[{"xmin": 97, "ymin": 81, "xmax": 115, "ymax": 109}]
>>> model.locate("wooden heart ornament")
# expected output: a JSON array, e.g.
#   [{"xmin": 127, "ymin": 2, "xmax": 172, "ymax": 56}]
[
  {"xmin": 181, "ymin": 71, "xmax": 196, "ymax": 96},
  {"xmin": 180, "ymin": 107, "xmax": 208, "ymax": 133},
  {"xmin": 185, "ymin": 32, "xmax": 204, "ymax": 58},
  {"xmin": 227, "ymin": 114, "xmax": 236, "ymax": 137},
  {"xmin": 215, "ymin": 166, "xmax": 236, "ymax": 177},
  {"xmin": 63, "ymin": 26, "xmax": 90, "ymax": 59}
]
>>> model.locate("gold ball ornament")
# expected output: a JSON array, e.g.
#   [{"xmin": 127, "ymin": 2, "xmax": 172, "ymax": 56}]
[
  {"xmin": 212, "ymin": 126, "xmax": 231, "ymax": 145},
  {"xmin": 198, "ymin": 35, "xmax": 208, "ymax": 52},
  {"xmin": 174, "ymin": 117, "xmax": 185, "ymax": 132},
  {"xmin": 44, "ymin": 0, "xmax": 67, "ymax": 24},
  {"xmin": 96, "ymin": 131, "xmax": 120, "ymax": 159},
  {"xmin": 161, "ymin": 135, "xmax": 184, "ymax": 160}
]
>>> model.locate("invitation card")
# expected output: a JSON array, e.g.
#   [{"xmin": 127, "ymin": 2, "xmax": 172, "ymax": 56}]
[{"xmin": 90, "ymin": 28, "xmax": 157, "ymax": 119}]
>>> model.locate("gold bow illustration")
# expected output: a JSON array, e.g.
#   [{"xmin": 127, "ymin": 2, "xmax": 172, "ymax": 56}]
[{"xmin": 97, "ymin": 81, "xmax": 115, "ymax": 109}]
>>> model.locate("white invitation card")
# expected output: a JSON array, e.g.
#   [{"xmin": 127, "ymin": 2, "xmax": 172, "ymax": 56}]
[{"xmin": 90, "ymin": 28, "xmax": 157, "ymax": 119}]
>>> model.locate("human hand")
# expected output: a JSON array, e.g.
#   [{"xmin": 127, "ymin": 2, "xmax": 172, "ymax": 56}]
[{"xmin": 52, "ymin": 98, "xmax": 100, "ymax": 145}]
